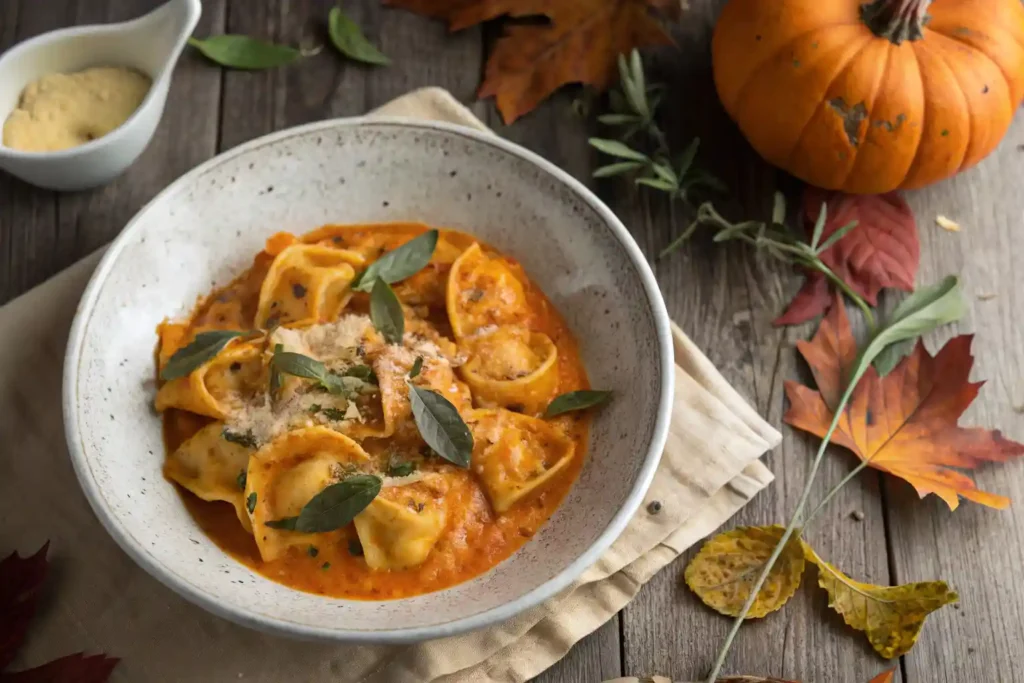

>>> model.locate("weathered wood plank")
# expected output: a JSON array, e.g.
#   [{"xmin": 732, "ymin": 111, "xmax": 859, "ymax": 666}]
[
  {"xmin": 882, "ymin": 113, "xmax": 1024, "ymax": 683},
  {"xmin": 612, "ymin": 3, "xmax": 894, "ymax": 680}
]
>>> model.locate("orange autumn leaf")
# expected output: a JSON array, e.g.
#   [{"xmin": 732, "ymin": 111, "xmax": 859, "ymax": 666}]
[
  {"xmin": 384, "ymin": 0, "xmax": 676, "ymax": 123},
  {"xmin": 868, "ymin": 670, "xmax": 897, "ymax": 683},
  {"xmin": 784, "ymin": 297, "xmax": 1024, "ymax": 510}
]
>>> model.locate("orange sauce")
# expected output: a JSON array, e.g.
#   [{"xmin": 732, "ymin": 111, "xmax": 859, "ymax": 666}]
[{"xmin": 161, "ymin": 223, "xmax": 590, "ymax": 599}]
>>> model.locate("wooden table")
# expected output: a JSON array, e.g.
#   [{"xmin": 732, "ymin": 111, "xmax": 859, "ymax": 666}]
[{"xmin": 3, "ymin": 2, "xmax": 1023, "ymax": 681}]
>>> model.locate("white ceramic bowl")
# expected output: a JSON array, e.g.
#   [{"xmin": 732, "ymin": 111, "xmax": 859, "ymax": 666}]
[
  {"xmin": 63, "ymin": 118, "xmax": 674, "ymax": 643},
  {"xmin": 0, "ymin": 0, "xmax": 200, "ymax": 191}
]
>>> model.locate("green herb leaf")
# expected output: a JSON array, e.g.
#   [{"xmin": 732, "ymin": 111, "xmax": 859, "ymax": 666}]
[
  {"xmin": 353, "ymin": 230, "xmax": 438, "ymax": 292},
  {"xmin": 328, "ymin": 7, "xmax": 390, "ymax": 66},
  {"xmin": 651, "ymin": 162, "xmax": 679, "ymax": 186},
  {"xmin": 344, "ymin": 364, "xmax": 378, "ymax": 384},
  {"xmin": 597, "ymin": 113, "xmax": 639, "ymax": 126},
  {"xmin": 593, "ymin": 161, "xmax": 644, "ymax": 178},
  {"xmin": 188, "ymin": 35, "xmax": 303, "ymax": 70},
  {"xmin": 265, "ymin": 474, "xmax": 382, "ymax": 533},
  {"xmin": 246, "ymin": 492, "xmax": 257, "ymax": 514},
  {"xmin": 676, "ymin": 138, "xmax": 701, "ymax": 179},
  {"xmin": 815, "ymin": 220, "xmax": 859, "ymax": 256},
  {"xmin": 321, "ymin": 407, "xmax": 347, "ymax": 420},
  {"xmin": 545, "ymin": 390, "xmax": 613, "ymax": 417},
  {"xmin": 222, "ymin": 429, "xmax": 259, "ymax": 450},
  {"xmin": 853, "ymin": 276, "xmax": 966, "ymax": 386},
  {"xmin": 309, "ymin": 403, "xmax": 322, "ymax": 414},
  {"xmin": 322, "ymin": 562, "xmax": 332, "ymax": 570},
  {"xmin": 387, "ymin": 459, "xmax": 416, "ymax": 477},
  {"xmin": 272, "ymin": 350, "xmax": 327, "ymax": 382},
  {"xmin": 808, "ymin": 200, "xmax": 827, "ymax": 250},
  {"xmin": 236, "ymin": 469, "xmax": 247, "ymax": 491},
  {"xmin": 636, "ymin": 177, "xmax": 678, "ymax": 192},
  {"xmin": 370, "ymin": 279, "xmax": 404, "ymax": 344},
  {"xmin": 588, "ymin": 138, "xmax": 649, "ymax": 162},
  {"xmin": 408, "ymin": 385, "xmax": 473, "ymax": 468},
  {"xmin": 161, "ymin": 330, "xmax": 246, "ymax": 380},
  {"xmin": 409, "ymin": 356, "xmax": 423, "ymax": 378}
]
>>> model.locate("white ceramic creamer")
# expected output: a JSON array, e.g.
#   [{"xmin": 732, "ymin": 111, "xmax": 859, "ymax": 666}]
[{"xmin": 0, "ymin": 0, "xmax": 201, "ymax": 191}]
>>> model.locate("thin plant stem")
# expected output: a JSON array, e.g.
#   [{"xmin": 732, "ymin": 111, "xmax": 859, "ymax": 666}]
[
  {"xmin": 703, "ymin": 367, "xmax": 866, "ymax": 683},
  {"xmin": 815, "ymin": 261, "xmax": 877, "ymax": 332},
  {"xmin": 800, "ymin": 459, "xmax": 871, "ymax": 529}
]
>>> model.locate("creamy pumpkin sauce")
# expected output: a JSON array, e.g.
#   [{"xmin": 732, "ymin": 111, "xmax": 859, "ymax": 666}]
[{"xmin": 159, "ymin": 224, "xmax": 591, "ymax": 600}]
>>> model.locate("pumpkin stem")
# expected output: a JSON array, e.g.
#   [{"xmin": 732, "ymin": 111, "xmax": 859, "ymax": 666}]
[{"xmin": 860, "ymin": 0, "xmax": 932, "ymax": 44}]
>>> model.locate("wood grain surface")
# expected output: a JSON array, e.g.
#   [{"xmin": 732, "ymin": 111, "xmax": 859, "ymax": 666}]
[{"xmin": 1, "ymin": 1, "xmax": 1021, "ymax": 681}]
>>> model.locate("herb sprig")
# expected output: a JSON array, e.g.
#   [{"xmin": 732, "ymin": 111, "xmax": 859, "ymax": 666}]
[
  {"xmin": 266, "ymin": 474, "xmax": 381, "ymax": 533},
  {"xmin": 588, "ymin": 51, "xmax": 876, "ymax": 330},
  {"xmin": 270, "ymin": 347, "xmax": 377, "ymax": 398}
]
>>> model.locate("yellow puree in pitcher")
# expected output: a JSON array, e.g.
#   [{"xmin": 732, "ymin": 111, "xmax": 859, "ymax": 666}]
[{"xmin": 2, "ymin": 66, "xmax": 151, "ymax": 152}]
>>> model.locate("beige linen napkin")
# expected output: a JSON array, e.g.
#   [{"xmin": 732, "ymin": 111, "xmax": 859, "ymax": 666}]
[{"xmin": 0, "ymin": 88, "xmax": 778, "ymax": 683}]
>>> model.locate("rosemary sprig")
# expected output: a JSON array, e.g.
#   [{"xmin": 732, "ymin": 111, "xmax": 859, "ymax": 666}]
[{"xmin": 588, "ymin": 50, "xmax": 874, "ymax": 331}]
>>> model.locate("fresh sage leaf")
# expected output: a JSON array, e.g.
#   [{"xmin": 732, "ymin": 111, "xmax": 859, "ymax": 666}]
[
  {"xmin": 162, "ymin": 330, "xmax": 246, "ymax": 380},
  {"xmin": 370, "ymin": 279, "xmax": 404, "ymax": 344},
  {"xmin": 588, "ymin": 138, "xmax": 649, "ymax": 162},
  {"xmin": 236, "ymin": 469, "xmax": 247, "ymax": 491},
  {"xmin": 188, "ymin": 35, "xmax": 303, "ymax": 70},
  {"xmin": 272, "ymin": 350, "xmax": 327, "ymax": 382},
  {"xmin": 593, "ymin": 161, "xmax": 644, "ymax": 178},
  {"xmin": 387, "ymin": 459, "xmax": 416, "ymax": 477},
  {"xmin": 246, "ymin": 492, "xmax": 257, "ymax": 514},
  {"xmin": 409, "ymin": 356, "xmax": 423, "ymax": 379},
  {"xmin": 545, "ymin": 390, "xmax": 613, "ymax": 418},
  {"xmin": 223, "ymin": 429, "xmax": 259, "ymax": 450},
  {"xmin": 265, "ymin": 474, "xmax": 381, "ymax": 533},
  {"xmin": 344, "ymin": 364, "xmax": 378, "ymax": 384},
  {"xmin": 353, "ymin": 230, "xmax": 438, "ymax": 291},
  {"xmin": 408, "ymin": 385, "xmax": 473, "ymax": 468},
  {"xmin": 328, "ymin": 7, "xmax": 390, "ymax": 66}
]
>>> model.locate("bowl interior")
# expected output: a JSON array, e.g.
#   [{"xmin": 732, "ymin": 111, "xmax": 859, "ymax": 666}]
[{"xmin": 65, "ymin": 119, "xmax": 670, "ymax": 641}]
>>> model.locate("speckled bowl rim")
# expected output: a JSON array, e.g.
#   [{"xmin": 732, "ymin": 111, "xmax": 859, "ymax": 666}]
[{"xmin": 62, "ymin": 116, "xmax": 674, "ymax": 644}]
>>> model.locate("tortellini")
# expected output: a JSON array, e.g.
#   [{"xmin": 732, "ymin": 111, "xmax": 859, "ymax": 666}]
[
  {"xmin": 459, "ymin": 327, "xmax": 559, "ymax": 416},
  {"xmin": 447, "ymin": 243, "xmax": 532, "ymax": 339},
  {"xmin": 245, "ymin": 427, "xmax": 370, "ymax": 561},
  {"xmin": 155, "ymin": 339, "xmax": 265, "ymax": 420},
  {"xmin": 255, "ymin": 244, "xmax": 365, "ymax": 328},
  {"xmin": 165, "ymin": 422, "xmax": 255, "ymax": 533},
  {"xmin": 467, "ymin": 409, "xmax": 575, "ymax": 513},
  {"xmin": 353, "ymin": 474, "xmax": 450, "ymax": 570}
]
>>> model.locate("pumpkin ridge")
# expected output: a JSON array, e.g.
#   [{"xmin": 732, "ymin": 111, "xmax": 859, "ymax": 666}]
[
  {"xmin": 928, "ymin": 30, "xmax": 1018, "ymax": 110},
  {"xmin": 782, "ymin": 34, "xmax": 878, "ymax": 170},
  {"xmin": 836, "ymin": 43, "xmax": 895, "ymax": 189},
  {"xmin": 727, "ymin": 22, "xmax": 861, "ymax": 114},
  {"xmin": 917, "ymin": 38, "xmax": 977, "ymax": 173},
  {"xmin": 900, "ymin": 40, "xmax": 969, "ymax": 186}
]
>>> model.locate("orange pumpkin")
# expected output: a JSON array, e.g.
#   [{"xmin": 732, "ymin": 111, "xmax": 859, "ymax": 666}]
[{"xmin": 711, "ymin": 0, "xmax": 1024, "ymax": 193}]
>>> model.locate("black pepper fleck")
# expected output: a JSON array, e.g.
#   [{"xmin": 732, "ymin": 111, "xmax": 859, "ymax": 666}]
[{"xmin": 647, "ymin": 501, "xmax": 662, "ymax": 515}]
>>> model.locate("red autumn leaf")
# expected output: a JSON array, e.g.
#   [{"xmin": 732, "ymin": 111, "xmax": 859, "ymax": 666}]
[
  {"xmin": 774, "ymin": 188, "xmax": 920, "ymax": 326},
  {"xmin": 0, "ymin": 544, "xmax": 118, "ymax": 682},
  {"xmin": 717, "ymin": 673, "xmax": 893, "ymax": 683},
  {"xmin": 384, "ymin": 0, "xmax": 676, "ymax": 123},
  {"xmin": 784, "ymin": 300, "xmax": 1024, "ymax": 509}
]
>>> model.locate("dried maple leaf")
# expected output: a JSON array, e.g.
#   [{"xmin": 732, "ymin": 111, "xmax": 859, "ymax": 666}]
[
  {"xmin": 868, "ymin": 671, "xmax": 897, "ymax": 683},
  {"xmin": 805, "ymin": 545, "xmax": 958, "ymax": 659},
  {"xmin": 775, "ymin": 188, "xmax": 920, "ymax": 326},
  {"xmin": 717, "ymin": 678, "xmax": 799, "ymax": 683},
  {"xmin": 784, "ymin": 300, "xmax": 1024, "ymax": 509},
  {"xmin": 384, "ymin": 0, "xmax": 676, "ymax": 123},
  {"xmin": 685, "ymin": 525, "xmax": 805, "ymax": 618},
  {"xmin": 0, "ymin": 543, "xmax": 118, "ymax": 682}
]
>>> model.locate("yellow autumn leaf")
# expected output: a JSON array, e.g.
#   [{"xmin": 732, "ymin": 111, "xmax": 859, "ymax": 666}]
[
  {"xmin": 804, "ymin": 544, "xmax": 958, "ymax": 659},
  {"xmin": 684, "ymin": 525, "xmax": 805, "ymax": 618}
]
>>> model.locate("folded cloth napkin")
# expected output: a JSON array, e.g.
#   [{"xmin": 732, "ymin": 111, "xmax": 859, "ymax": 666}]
[{"xmin": 0, "ymin": 88, "xmax": 779, "ymax": 683}]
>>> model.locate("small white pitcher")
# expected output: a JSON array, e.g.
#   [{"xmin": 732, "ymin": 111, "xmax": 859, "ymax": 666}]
[{"xmin": 0, "ymin": 0, "xmax": 201, "ymax": 191}]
